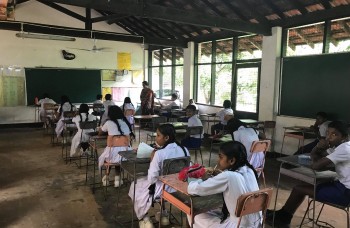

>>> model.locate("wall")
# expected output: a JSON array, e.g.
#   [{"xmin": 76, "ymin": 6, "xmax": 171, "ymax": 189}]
[{"xmin": 0, "ymin": 1, "xmax": 144, "ymax": 124}]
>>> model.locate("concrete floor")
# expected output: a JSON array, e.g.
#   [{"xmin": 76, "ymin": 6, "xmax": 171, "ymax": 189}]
[{"xmin": 0, "ymin": 127, "xmax": 347, "ymax": 228}]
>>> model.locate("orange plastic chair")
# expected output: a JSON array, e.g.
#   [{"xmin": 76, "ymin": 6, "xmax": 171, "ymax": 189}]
[
  {"xmin": 249, "ymin": 140, "xmax": 271, "ymax": 188},
  {"xmin": 235, "ymin": 188, "xmax": 273, "ymax": 227}
]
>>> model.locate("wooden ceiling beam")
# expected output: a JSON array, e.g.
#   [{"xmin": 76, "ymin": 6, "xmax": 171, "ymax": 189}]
[
  {"xmin": 289, "ymin": 0, "xmax": 308, "ymax": 15},
  {"xmin": 143, "ymin": 18, "xmax": 178, "ymax": 39},
  {"xmin": 319, "ymin": 0, "xmax": 332, "ymax": 10},
  {"xmin": 218, "ymin": 0, "xmax": 248, "ymax": 21},
  {"xmin": 294, "ymin": 29, "xmax": 314, "ymax": 48},
  {"xmin": 272, "ymin": 5, "xmax": 350, "ymax": 28},
  {"xmin": 37, "ymin": 0, "xmax": 86, "ymax": 22},
  {"xmin": 264, "ymin": 0, "xmax": 285, "ymax": 19},
  {"xmin": 43, "ymin": 0, "xmax": 271, "ymax": 35},
  {"xmin": 236, "ymin": 0, "xmax": 271, "ymax": 27}
]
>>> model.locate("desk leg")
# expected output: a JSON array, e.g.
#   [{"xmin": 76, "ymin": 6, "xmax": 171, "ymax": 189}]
[
  {"xmin": 139, "ymin": 119, "xmax": 141, "ymax": 143},
  {"xmin": 273, "ymin": 162, "xmax": 283, "ymax": 228},
  {"xmin": 312, "ymin": 172, "xmax": 316, "ymax": 228},
  {"xmin": 132, "ymin": 162, "xmax": 137, "ymax": 228}
]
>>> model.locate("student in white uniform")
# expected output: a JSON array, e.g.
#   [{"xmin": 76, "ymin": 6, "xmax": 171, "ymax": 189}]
[
  {"xmin": 55, "ymin": 95, "xmax": 77, "ymax": 138},
  {"xmin": 211, "ymin": 100, "xmax": 234, "ymax": 135},
  {"xmin": 266, "ymin": 121, "xmax": 350, "ymax": 227},
  {"xmin": 98, "ymin": 105, "xmax": 135, "ymax": 187},
  {"xmin": 93, "ymin": 94, "xmax": 103, "ymax": 105},
  {"xmin": 37, "ymin": 93, "xmax": 56, "ymax": 122},
  {"xmin": 128, "ymin": 124, "xmax": 189, "ymax": 228},
  {"xmin": 187, "ymin": 141, "xmax": 260, "ymax": 228},
  {"xmin": 181, "ymin": 105, "xmax": 203, "ymax": 148},
  {"xmin": 294, "ymin": 111, "xmax": 331, "ymax": 155},
  {"xmin": 226, "ymin": 117, "xmax": 266, "ymax": 171},
  {"xmin": 100, "ymin": 94, "xmax": 116, "ymax": 126},
  {"xmin": 120, "ymin": 97, "xmax": 135, "ymax": 126},
  {"xmin": 70, "ymin": 104, "xmax": 95, "ymax": 157},
  {"xmin": 188, "ymin": 99, "xmax": 198, "ymax": 110}
]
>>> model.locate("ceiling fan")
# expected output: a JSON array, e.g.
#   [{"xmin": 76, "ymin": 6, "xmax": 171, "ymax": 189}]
[{"xmin": 69, "ymin": 32, "xmax": 111, "ymax": 52}]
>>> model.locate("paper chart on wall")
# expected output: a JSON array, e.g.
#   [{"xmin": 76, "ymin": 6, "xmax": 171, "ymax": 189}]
[
  {"xmin": 117, "ymin": 52, "xmax": 131, "ymax": 70},
  {"xmin": 0, "ymin": 76, "xmax": 25, "ymax": 107}
]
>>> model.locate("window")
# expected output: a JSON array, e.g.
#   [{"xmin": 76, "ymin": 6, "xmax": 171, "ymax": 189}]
[
  {"xmin": 214, "ymin": 64, "xmax": 232, "ymax": 105},
  {"xmin": 235, "ymin": 67, "xmax": 259, "ymax": 113},
  {"xmin": 197, "ymin": 64, "xmax": 211, "ymax": 103},
  {"xmin": 237, "ymin": 35, "xmax": 263, "ymax": 60},
  {"xmin": 286, "ymin": 23, "xmax": 324, "ymax": 56},
  {"xmin": 329, "ymin": 18, "xmax": 350, "ymax": 53},
  {"xmin": 149, "ymin": 48, "xmax": 184, "ymax": 99},
  {"xmin": 197, "ymin": 41, "xmax": 212, "ymax": 63}
]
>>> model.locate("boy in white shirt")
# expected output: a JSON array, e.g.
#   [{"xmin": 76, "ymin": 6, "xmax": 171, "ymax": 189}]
[
  {"xmin": 211, "ymin": 100, "xmax": 233, "ymax": 135},
  {"xmin": 181, "ymin": 105, "xmax": 203, "ymax": 148}
]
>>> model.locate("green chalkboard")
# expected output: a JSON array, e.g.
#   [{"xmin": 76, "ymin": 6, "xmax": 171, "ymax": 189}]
[
  {"xmin": 280, "ymin": 52, "xmax": 350, "ymax": 121},
  {"xmin": 25, "ymin": 68, "xmax": 101, "ymax": 105}
]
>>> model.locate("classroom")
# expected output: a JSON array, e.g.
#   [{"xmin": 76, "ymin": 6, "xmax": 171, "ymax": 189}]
[{"xmin": 0, "ymin": 0, "xmax": 349, "ymax": 227}]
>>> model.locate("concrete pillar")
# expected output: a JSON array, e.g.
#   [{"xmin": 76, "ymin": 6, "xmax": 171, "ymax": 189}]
[
  {"xmin": 183, "ymin": 42, "xmax": 195, "ymax": 106},
  {"xmin": 259, "ymin": 27, "xmax": 282, "ymax": 121}
]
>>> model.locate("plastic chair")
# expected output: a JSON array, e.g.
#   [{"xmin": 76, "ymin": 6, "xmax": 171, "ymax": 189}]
[
  {"xmin": 146, "ymin": 116, "xmax": 167, "ymax": 144},
  {"xmin": 249, "ymin": 140, "xmax": 271, "ymax": 188},
  {"xmin": 300, "ymin": 199, "xmax": 349, "ymax": 228},
  {"xmin": 76, "ymin": 120, "xmax": 97, "ymax": 168},
  {"xmin": 185, "ymin": 126, "xmax": 204, "ymax": 164},
  {"xmin": 124, "ymin": 109, "xmax": 135, "ymax": 131},
  {"xmin": 235, "ymin": 187, "xmax": 273, "ymax": 228},
  {"xmin": 92, "ymin": 103, "xmax": 104, "ymax": 125},
  {"xmin": 257, "ymin": 121, "xmax": 276, "ymax": 150},
  {"xmin": 61, "ymin": 111, "xmax": 78, "ymax": 162}
]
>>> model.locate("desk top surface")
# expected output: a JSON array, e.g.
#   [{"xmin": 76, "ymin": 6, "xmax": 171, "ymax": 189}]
[
  {"xmin": 159, "ymin": 173, "xmax": 189, "ymax": 195},
  {"xmin": 240, "ymin": 119, "xmax": 263, "ymax": 124},
  {"xmin": 118, "ymin": 150, "xmax": 150, "ymax": 162},
  {"xmin": 134, "ymin": 115, "xmax": 159, "ymax": 119}
]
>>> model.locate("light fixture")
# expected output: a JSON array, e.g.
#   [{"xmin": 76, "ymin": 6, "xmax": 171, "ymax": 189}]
[{"xmin": 16, "ymin": 32, "xmax": 76, "ymax": 41}]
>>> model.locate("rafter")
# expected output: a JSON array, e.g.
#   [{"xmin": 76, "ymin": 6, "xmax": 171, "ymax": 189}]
[
  {"xmin": 37, "ymin": 0, "xmax": 86, "ymax": 22},
  {"xmin": 42, "ymin": 0, "xmax": 271, "ymax": 35},
  {"xmin": 236, "ymin": 0, "xmax": 271, "ymax": 27},
  {"xmin": 129, "ymin": 16, "xmax": 167, "ymax": 38},
  {"xmin": 289, "ymin": 0, "xmax": 308, "ymax": 15},
  {"xmin": 319, "ymin": 0, "xmax": 332, "ymax": 10},
  {"xmin": 143, "ymin": 19, "xmax": 178, "ymax": 39},
  {"xmin": 295, "ymin": 29, "xmax": 314, "ymax": 48},
  {"xmin": 264, "ymin": 0, "xmax": 285, "ymax": 19},
  {"xmin": 91, "ymin": 13, "xmax": 129, "ymax": 23},
  {"xmin": 218, "ymin": 0, "xmax": 248, "ymax": 21}
]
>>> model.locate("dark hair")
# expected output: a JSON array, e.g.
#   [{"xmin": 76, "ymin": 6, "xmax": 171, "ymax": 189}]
[
  {"xmin": 171, "ymin": 93, "xmax": 178, "ymax": 99},
  {"xmin": 96, "ymin": 94, "xmax": 102, "ymax": 100},
  {"xmin": 122, "ymin": 97, "xmax": 134, "ymax": 113},
  {"xmin": 186, "ymin": 105, "xmax": 196, "ymax": 112},
  {"xmin": 108, "ymin": 106, "xmax": 135, "ymax": 138},
  {"xmin": 105, "ymin": 94, "xmax": 112, "ymax": 101},
  {"xmin": 328, "ymin": 120, "xmax": 348, "ymax": 138},
  {"xmin": 226, "ymin": 117, "xmax": 247, "ymax": 133},
  {"xmin": 157, "ymin": 124, "xmax": 187, "ymax": 155},
  {"xmin": 316, "ymin": 112, "xmax": 327, "ymax": 119},
  {"xmin": 79, "ymin": 103, "xmax": 89, "ymax": 122},
  {"xmin": 142, "ymin": 81, "xmax": 149, "ymax": 86},
  {"xmin": 223, "ymin": 100, "xmax": 231, "ymax": 109},
  {"xmin": 59, "ymin": 95, "xmax": 73, "ymax": 115},
  {"xmin": 219, "ymin": 141, "xmax": 258, "ymax": 222}
]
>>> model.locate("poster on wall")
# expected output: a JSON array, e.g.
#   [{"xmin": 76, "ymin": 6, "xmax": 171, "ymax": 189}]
[
  {"xmin": 117, "ymin": 52, "xmax": 131, "ymax": 70},
  {"xmin": 102, "ymin": 87, "xmax": 112, "ymax": 100},
  {"xmin": 101, "ymin": 70, "xmax": 115, "ymax": 81},
  {"xmin": 0, "ymin": 76, "xmax": 25, "ymax": 107}
]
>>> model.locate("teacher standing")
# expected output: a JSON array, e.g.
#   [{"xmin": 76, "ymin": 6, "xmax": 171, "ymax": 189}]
[{"xmin": 140, "ymin": 81, "xmax": 155, "ymax": 115}]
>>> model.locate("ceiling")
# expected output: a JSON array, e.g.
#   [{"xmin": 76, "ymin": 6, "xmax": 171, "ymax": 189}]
[{"xmin": 1, "ymin": 0, "xmax": 349, "ymax": 50}]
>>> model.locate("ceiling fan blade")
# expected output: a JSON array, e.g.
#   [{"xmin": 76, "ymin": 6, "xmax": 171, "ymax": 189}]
[
  {"xmin": 68, "ymin": 47, "xmax": 92, "ymax": 51},
  {"xmin": 95, "ymin": 47, "xmax": 111, "ymax": 51}
]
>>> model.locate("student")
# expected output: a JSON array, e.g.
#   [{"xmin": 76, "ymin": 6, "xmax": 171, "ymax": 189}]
[
  {"xmin": 120, "ymin": 97, "xmax": 135, "ymax": 126},
  {"xmin": 211, "ymin": 100, "xmax": 233, "ymax": 135},
  {"xmin": 93, "ymin": 94, "xmax": 103, "ymax": 105},
  {"xmin": 160, "ymin": 93, "xmax": 181, "ymax": 110},
  {"xmin": 70, "ymin": 104, "xmax": 95, "ymax": 157},
  {"xmin": 181, "ymin": 105, "xmax": 203, "ymax": 148},
  {"xmin": 55, "ymin": 95, "xmax": 76, "ymax": 138},
  {"xmin": 189, "ymin": 99, "xmax": 198, "ymax": 110},
  {"xmin": 266, "ymin": 121, "xmax": 350, "ymax": 226},
  {"xmin": 37, "ymin": 93, "xmax": 56, "ymax": 123},
  {"xmin": 187, "ymin": 141, "xmax": 260, "ymax": 227},
  {"xmin": 100, "ymin": 94, "xmax": 116, "ymax": 125},
  {"xmin": 226, "ymin": 117, "xmax": 266, "ymax": 171},
  {"xmin": 128, "ymin": 124, "xmax": 189, "ymax": 228},
  {"xmin": 294, "ymin": 111, "xmax": 331, "ymax": 155},
  {"xmin": 98, "ymin": 106, "xmax": 135, "ymax": 187}
]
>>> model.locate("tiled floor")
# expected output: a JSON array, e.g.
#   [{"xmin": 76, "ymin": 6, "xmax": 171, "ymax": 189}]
[{"xmin": 0, "ymin": 126, "xmax": 347, "ymax": 227}]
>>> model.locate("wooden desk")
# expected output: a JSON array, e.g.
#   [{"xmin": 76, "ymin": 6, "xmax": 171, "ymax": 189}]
[
  {"xmin": 240, "ymin": 119, "xmax": 264, "ymax": 128},
  {"xmin": 274, "ymin": 155, "xmax": 337, "ymax": 228},
  {"xmin": 134, "ymin": 115, "xmax": 159, "ymax": 142},
  {"xmin": 199, "ymin": 114, "xmax": 220, "ymax": 134},
  {"xmin": 118, "ymin": 150, "xmax": 150, "ymax": 228},
  {"xmin": 208, "ymin": 134, "xmax": 233, "ymax": 166},
  {"xmin": 159, "ymin": 173, "xmax": 223, "ymax": 227},
  {"xmin": 281, "ymin": 126, "xmax": 317, "ymax": 155}
]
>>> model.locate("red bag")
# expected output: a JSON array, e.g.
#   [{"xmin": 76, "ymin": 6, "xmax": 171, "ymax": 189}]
[{"xmin": 178, "ymin": 164, "xmax": 206, "ymax": 182}]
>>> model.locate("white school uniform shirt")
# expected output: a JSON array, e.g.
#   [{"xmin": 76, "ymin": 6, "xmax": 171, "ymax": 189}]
[
  {"xmin": 70, "ymin": 113, "xmax": 95, "ymax": 157},
  {"xmin": 93, "ymin": 99, "xmax": 103, "ymax": 105},
  {"xmin": 38, "ymin": 97, "xmax": 56, "ymax": 109},
  {"xmin": 98, "ymin": 119, "xmax": 132, "ymax": 169},
  {"xmin": 187, "ymin": 166, "xmax": 261, "ymax": 228},
  {"xmin": 129, "ymin": 142, "xmax": 189, "ymax": 219},
  {"xmin": 101, "ymin": 100, "xmax": 116, "ymax": 125},
  {"xmin": 188, "ymin": 115, "xmax": 203, "ymax": 138},
  {"xmin": 120, "ymin": 103, "xmax": 135, "ymax": 111},
  {"xmin": 233, "ymin": 126, "xmax": 264, "ymax": 170},
  {"xmin": 318, "ymin": 121, "xmax": 331, "ymax": 138},
  {"xmin": 216, "ymin": 108, "xmax": 234, "ymax": 125},
  {"xmin": 163, "ymin": 99, "xmax": 181, "ymax": 110},
  {"xmin": 55, "ymin": 102, "xmax": 77, "ymax": 136},
  {"xmin": 327, "ymin": 141, "xmax": 350, "ymax": 189}
]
